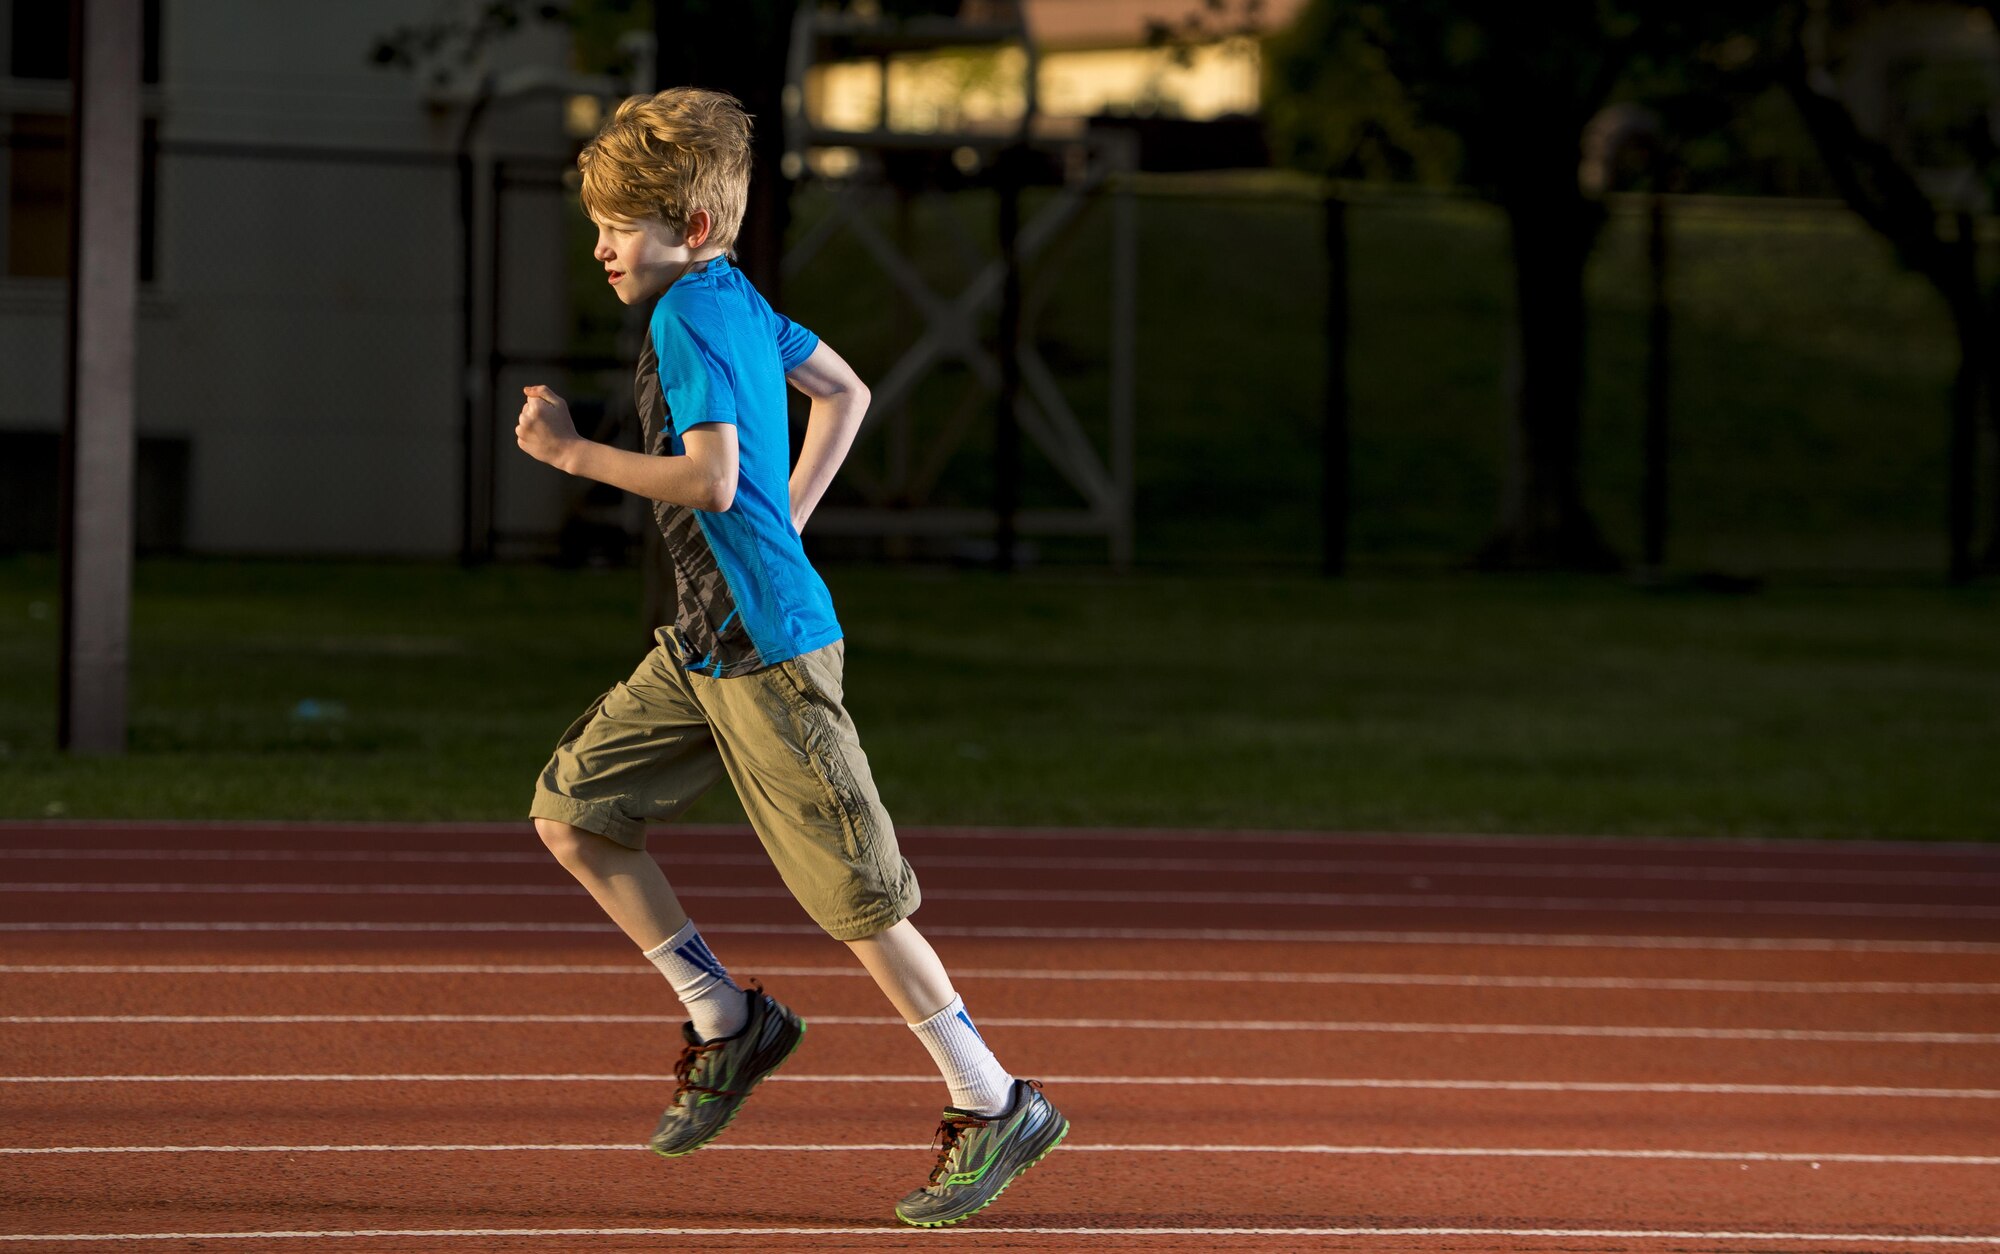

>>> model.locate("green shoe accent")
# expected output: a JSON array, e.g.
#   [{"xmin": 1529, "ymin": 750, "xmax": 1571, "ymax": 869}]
[
  {"xmin": 893, "ymin": 1079, "xmax": 1068, "ymax": 1228},
  {"xmin": 648, "ymin": 986, "xmax": 805, "ymax": 1159}
]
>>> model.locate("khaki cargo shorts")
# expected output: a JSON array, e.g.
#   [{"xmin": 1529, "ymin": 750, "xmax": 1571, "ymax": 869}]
[{"xmin": 529, "ymin": 629, "xmax": 921, "ymax": 941}]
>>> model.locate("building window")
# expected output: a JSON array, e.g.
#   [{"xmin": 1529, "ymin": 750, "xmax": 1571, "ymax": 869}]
[
  {"xmin": 4, "ymin": 113, "xmax": 157, "ymax": 281},
  {"xmin": 9, "ymin": 0, "xmax": 163, "ymax": 83},
  {"xmin": 6, "ymin": 114, "xmax": 67, "ymax": 276},
  {"xmin": 4, "ymin": 0, "xmax": 163, "ymax": 281}
]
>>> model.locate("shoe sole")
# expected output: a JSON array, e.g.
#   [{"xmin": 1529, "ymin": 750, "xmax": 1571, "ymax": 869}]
[
  {"xmin": 649, "ymin": 1015, "xmax": 807, "ymax": 1159},
  {"xmin": 892, "ymin": 1112, "xmax": 1070, "ymax": 1229}
]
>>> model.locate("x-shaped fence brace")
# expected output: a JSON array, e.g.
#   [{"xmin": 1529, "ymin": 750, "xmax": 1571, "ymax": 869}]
[{"xmin": 782, "ymin": 137, "xmax": 1135, "ymax": 553}]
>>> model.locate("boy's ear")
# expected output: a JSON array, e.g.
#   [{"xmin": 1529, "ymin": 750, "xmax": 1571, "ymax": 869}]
[{"xmin": 684, "ymin": 209, "xmax": 712, "ymax": 249}]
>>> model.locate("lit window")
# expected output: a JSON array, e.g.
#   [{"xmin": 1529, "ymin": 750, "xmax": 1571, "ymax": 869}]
[
  {"xmin": 4, "ymin": 0, "xmax": 163, "ymax": 281},
  {"xmin": 4, "ymin": 113, "xmax": 158, "ymax": 281}
]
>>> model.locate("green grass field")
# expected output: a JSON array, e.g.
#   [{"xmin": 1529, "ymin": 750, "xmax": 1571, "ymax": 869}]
[{"xmin": 2, "ymin": 556, "xmax": 1993, "ymax": 841}]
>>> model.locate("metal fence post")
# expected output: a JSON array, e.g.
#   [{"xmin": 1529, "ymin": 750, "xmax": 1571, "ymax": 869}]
[
  {"xmin": 1640, "ymin": 190, "xmax": 1672, "ymax": 572},
  {"xmin": 480, "ymin": 157, "xmax": 506, "ymax": 563},
  {"xmin": 994, "ymin": 147, "xmax": 1023, "ymax": 573},
  {"xmin": 1321, "ymin": 189, "xmax": 1350, "ymax": 577},
  {"xmin": 1948, "ymin": 210, "xmax": 1979, "ymax": 585},
  {"xmin": 1108, "ymin": 144, "xmax": 1137, "ymax": 571}
]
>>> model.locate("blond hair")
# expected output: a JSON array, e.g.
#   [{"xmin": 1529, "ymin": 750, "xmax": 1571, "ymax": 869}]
[{"xmin": 578, "ymin": 88, "xmax": 752, "ymax": 251}]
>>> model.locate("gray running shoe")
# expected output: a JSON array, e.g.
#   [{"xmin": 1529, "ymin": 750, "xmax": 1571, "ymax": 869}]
[
  {"xmin": 893, "ymin": 1078, "xmax": 1068, "ymax": 1228},
  {"xmin": 648, "ymin": 985, "xmax": 805, "ymax": 1158}
]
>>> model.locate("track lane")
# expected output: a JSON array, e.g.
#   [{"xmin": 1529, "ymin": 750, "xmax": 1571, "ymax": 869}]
[
  {"xmin": 7, "ymin": 819, "xmax": 1997, "ymax": 866},
  {"xmin": 6, "ymin": 931, "xmax": 1999, "ymax": 982},
  {"xmin": 7, "ymin": 1077, "xmax": 1998, "ymax": 1158},
  {"xmin": 3, "ymin": 969, "xmax": 1994, "ymax": 1033},
  {"xmin": 6, "ymin": 1233, "xmax": 2000, "ymax": 1254},
  {"xmin": 2, "ymin": 1018, "xmax": 1993, "ymax": 1088},
  {"xmin": 6, "ymin": 891, "xmax": 1997, "ymax": 944},
  {"xmin": 5, "ymin": 1146, "xmax": 1999, "ymax": 1248},
  {"xmin": 11, "ymin": 855, "xmax": 1998, "ymax": 914}
]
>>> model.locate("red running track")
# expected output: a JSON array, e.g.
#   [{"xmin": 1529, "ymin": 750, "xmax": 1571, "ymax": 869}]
[{"xmin": 1, "ymin": 821, "xmax": 1997, "ymax": 1252}]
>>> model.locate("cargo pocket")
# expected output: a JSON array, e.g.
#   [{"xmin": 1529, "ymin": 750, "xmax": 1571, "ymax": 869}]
[
  {"xmin": 777, "ymin": 654, "xmax": 883, "ymax": 868},
  {"xmin": 552, "ymin": 690, "xmax": 612, "ymax": 750}
]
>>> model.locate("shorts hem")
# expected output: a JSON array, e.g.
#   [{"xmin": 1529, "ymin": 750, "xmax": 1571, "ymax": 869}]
[
  {"xmin": 528, "ymin": 790, "xmax": 647, "ymax": 850},
  {"xmin": 816, "ymin": 897, "xmax": 919, "ymax": 942}
]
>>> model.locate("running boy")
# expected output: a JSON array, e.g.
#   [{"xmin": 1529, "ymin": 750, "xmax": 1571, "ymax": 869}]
[{"xmin": 514, "ymin": 89, "xmax": 1066, "ymax": 1228}]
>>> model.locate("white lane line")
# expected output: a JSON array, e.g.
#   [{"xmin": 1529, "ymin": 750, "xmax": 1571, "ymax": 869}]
[
  {"xmin": 3, "ymin": 1073, "xmax": 1993, "ymax": 1099},
  {"xmin": 903, "ymin": 926, "xmax": 2000, "ymax": 954},
  {"xmin": 901, "ymin": 826, "xmax": 2000, "ymax": 860},
  {"xmin": 1, "ymin": 1227, "xmax": 1997, "ymax": 1246},
  {"xmin": 0, "ymin": 921, "xmax": 632, "ymax": 933},
  {"xmin": 3, "ymin": 1014, "xmax": 1992, "ymax": 1042},
  {"xmin": 0, "ymin": 882, "xmax": 587, "ymax": 896},
  {"xmin": 3, "ymin": 963, "xmax": 1992, "ymax": 994},
  {"xmin": 4, "ymin": 1142, "xmax": 1995, "ymax": 1166},
  {"xmin": 0, "ymin": 964, "xmax": 674, "ymax": 975},
  {"xmin": 0, "ymin": 848, "xmax": 565, "ymax": 865},
  {"xmin": 7, "ymin": 880, "xmax": 1997, "ymax": 919},
  {"xmin": 6, "ymin": 846, "xmax": 1992, "ymax": 889},
  {"xmin": 3, "ymin": 920, "xmax": 1996, "ymax": 954}
]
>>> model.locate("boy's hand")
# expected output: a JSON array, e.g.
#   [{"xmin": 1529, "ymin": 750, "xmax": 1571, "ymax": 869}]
[{"xmin": 516, "ymin": 385, "xmax": 580, "ymax": 470}]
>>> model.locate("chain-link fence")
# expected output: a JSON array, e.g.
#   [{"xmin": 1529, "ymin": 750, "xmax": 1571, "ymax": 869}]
[
  {"xmin": 5, "ymin": 137, "xmax": 1986, "ymax": 579},
  {"xmin": 783, "ymin": 178, "xmax": 1984, "ymax": 578}
]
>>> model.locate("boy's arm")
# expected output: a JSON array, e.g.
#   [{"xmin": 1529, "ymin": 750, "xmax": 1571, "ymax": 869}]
[
  {"xmin": 516, "ymin": 385, "xmax": 739, "ymax": 512},
  {"xmin": 784, "ymin": 341, "xmax": 870, "ymax": 533}
]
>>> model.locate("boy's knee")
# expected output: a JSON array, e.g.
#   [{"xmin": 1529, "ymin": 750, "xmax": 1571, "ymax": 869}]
[{"xmin": 535, "ymin": 817, "xmax": 600, "ymax": 866}]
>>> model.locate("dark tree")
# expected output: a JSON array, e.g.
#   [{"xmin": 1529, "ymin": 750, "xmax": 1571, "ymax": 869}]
[
  {"xmin": 1770, "ymin": 0, "xmax": 2000, "ymax": 579},
  {"xmin": 372, "ymin": 1, "xmax": 802, "ymax": 300},
  {"xmin": 652, "ymin": 0, "xmax": 799, "ymax": 305},
  {"xmin": 1268, "ymin": 1, "xmax": 1740, "ymax": 572}
]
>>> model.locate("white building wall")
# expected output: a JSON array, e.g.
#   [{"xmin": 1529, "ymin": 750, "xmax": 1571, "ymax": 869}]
[
  {"xmin": 1, "ymin": 0, "xmax": 590, "ymax": 556},
  {"xmin": 145, "ymin": 149, "xmax": 465, "ymax": 554}
]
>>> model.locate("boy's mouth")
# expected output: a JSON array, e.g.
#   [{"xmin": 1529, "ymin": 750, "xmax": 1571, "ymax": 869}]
[{"xmin": 606, "ymin": 269, "xmax": 624, "ymax": 284}]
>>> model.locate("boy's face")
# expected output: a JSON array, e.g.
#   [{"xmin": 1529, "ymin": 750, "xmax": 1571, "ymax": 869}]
[{"xmin": 591, "ymin": 213, "xmax": 700, "ymax": 305}]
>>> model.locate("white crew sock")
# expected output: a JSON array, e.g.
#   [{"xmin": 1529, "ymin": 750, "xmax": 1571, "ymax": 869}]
[
  {"xmin": 643, "ymin": 920, "xmax": 747, "ymax": 1042},
  {"xmin": 908, "ymin": 994, "xmax": 1014, "ymax": 1116}
]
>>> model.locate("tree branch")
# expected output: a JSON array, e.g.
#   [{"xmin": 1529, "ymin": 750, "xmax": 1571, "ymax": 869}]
[{"xmin": 1778, "ymin": 23, "xmax": 1964, "ymax": 297}]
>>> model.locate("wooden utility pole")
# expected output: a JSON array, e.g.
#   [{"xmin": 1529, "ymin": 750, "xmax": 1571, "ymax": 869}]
[{"xmin": 59, "ymin": 0, "xmax": 143, "ymax": 754}]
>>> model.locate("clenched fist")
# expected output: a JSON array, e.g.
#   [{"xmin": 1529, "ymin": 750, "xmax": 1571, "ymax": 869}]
[{"xmin": 516, "ymin": 385, "xmax": 579, "ymax": 469}]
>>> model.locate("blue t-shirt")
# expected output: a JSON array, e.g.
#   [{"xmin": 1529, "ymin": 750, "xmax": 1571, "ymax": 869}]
[{"xmin": 634, "ymin": 256, "xmax": 842, "ymax": 677}]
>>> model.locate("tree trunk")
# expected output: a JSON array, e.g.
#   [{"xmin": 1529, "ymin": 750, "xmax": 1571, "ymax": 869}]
[
  {"xmin": 1781, "ymin": 49, "xmax": 1991, "ymax": 583},
  {"xmin": 646, "ymin": 1, "xmax": 797, "ymax": 642},
  {"xmin": 1931, "ymin": 216, "xmax": 1980, "ymax": 583},
  {"xmin": 1982, "ymin": 286, "xmax": 2000, "ymax": 571},
  {"xmin": 654, "ymin": 0, "xmax": 796, "ymax": 302},
  {"xmin": 1948, "ymin": 286, "xmax": 1981, "ymax": 582},
  {"xmin": 1473, "ymin": 186, "xmax": 1623, "ymax": 572}
]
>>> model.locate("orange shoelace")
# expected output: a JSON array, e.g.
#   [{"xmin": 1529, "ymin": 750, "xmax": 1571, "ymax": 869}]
[
  {"xmin": 669, "ymin": 982, "xmax": 765, "ymax": 1107},
  {"xmin": 669, "ymin": 1037, "xmax": 731, "ymax": 1105},
  {"xmin": 924, "ymin": 1113, "xmax": 990, "ymax": 1186}
]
